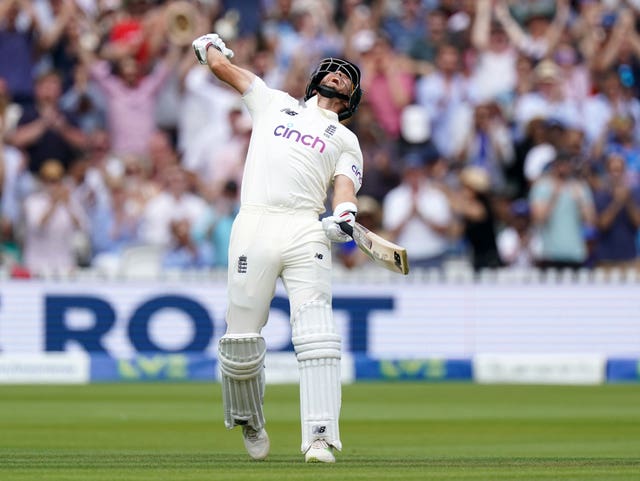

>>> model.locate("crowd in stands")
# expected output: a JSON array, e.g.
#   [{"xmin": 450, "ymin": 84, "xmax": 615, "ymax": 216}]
[{"xmin": 2, "ymin": 0, "xmax": 640, "ymax": 277}]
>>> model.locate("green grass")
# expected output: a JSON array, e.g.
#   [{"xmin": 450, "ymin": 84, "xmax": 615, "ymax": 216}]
[{"xmin": 1, "ymin": 383, "xmax": 639, "ymax": 480}]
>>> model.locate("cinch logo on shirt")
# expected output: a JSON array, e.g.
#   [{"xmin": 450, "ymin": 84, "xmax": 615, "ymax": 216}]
[
  {"xmin": 352, "ymin": 164, "xmax": 363, "ymax": 185},
  {"xmin": 273, "ymin": 124, "xmax": 326, "ymax": 153}
]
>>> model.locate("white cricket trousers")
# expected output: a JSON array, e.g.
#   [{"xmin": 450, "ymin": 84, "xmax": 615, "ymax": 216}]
[{"xmin": 224, "ymin": 204, "xmax": 334, "ymax": 334}]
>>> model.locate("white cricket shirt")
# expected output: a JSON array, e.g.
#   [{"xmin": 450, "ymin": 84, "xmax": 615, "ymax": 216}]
[{"xmin": 240, "ymin": 77, "xmax": 363, "ymax": 214}]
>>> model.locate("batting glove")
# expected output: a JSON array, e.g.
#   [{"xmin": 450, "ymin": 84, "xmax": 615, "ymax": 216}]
[
  {"xmin": 322, "ymin": 201, "xmax": 357, "ymax": 243},
  {"xmin": 192, "ymin": 33, "xmax": 235, "ymax": 65}
]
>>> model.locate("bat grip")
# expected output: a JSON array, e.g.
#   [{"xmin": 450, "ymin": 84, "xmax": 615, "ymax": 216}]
[{"xmin": 338, "ymin": 221, "xmax": 354, "ymax": 237}]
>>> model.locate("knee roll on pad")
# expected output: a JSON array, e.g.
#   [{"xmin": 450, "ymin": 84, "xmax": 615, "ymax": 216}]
[
  {"xmin": 292, "ymin": 301, "xmax": 342, "ymax": 452},
  {"xmin": 218, "ymin": 335, "xmax": 266, "ymax": 430},
  {"xmin": 292, "ymin": 301, "xmax": 341, "ymax": 361}
]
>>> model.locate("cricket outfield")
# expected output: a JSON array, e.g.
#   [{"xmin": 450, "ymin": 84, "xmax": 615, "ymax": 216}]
[{"xmin": 1, "ymin": 382, "xmax": 639, "ymax": 480}]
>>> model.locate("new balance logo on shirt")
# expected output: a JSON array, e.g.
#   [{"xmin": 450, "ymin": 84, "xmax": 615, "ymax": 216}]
[{"xmin": 280, "ymin": 108, "xmax": 298, "ymax": 116}]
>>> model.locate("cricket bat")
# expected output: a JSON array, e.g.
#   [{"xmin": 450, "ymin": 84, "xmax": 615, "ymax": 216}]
[{"xmin": 339, "ymin": 222, "xmax": 410, "ymax": 275}]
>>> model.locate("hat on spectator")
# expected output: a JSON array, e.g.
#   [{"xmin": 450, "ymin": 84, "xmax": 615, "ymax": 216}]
[
  {"xmin": 422, "ymin": 142, "xmax": 441, "ymax": 165},
  {"xmin": 511, "ymin": 199, "xmax": 530, "ymax": 217},
  {"xmin": 544, "ymin": 117, "xmax": 566, "ymax": 130},
  {"xmin": 535, "ymin": 60, "xmax": 561, "ymax": 82},
  {"xmin": 524, "ymin": 143, "xmax": 556, "ymax": 181},
  {"xmin": 356, "ymin": 195, "xmax": 382, "ymax": 226},
  {"xmin": 352, "ymin": 29, "xmax": 376, "ymax": 54},
  {"xmin": 403, "ymin": 151, "xmax": 425, "ymax": 170},
  {"xmin": 39, "ymin": 159, "xmax": 65, "ymax": 182},
  {"xmin": 401, "ymin": 104, "xmax": 431, "ymax": 144},
  {"xmin": 554, "ymin": 44, "xmax": 578, "ymax": 66},
  {"xmin": 459, "ymin": 166, "xmax": 490, "ymax": 193}
]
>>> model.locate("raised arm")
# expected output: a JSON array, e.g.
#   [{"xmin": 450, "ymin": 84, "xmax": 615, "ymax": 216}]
[
  {"xmin": 543, "ymin": 0, "xmax": 571, "ymax": 53},
  {"xmin": 472, "ymin": 0, "xmax": 492, "ymax": 51},
  {"xmin": 493, "ymin": 0, "xmax": 529, "ymax": 51},
  {"xmin": 594, "ymin": 9, "xmax": 640, "ymax": 72},
  {"xmin": 192, "ymin": 33, "xmax": 255, "ymax": 95}
]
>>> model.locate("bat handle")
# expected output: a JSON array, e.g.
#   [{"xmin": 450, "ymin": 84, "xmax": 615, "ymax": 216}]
[{"xmin": 338, "ymin": 221, "xmax": 354, "ymax": 237}]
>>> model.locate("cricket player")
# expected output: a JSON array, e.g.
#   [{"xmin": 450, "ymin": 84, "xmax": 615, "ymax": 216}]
[{"xmin": 192, "ymin": 33, "xmax": 364, "ymax": 463}]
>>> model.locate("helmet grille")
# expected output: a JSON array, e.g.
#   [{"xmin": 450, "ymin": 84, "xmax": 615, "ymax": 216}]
[{"xmin": 304, "ymin": 57, "xmax": 363, "ymax": 121}]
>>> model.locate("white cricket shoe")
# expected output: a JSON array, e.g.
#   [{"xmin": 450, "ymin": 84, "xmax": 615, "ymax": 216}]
[
  {"xmin": 304, "ymin": 439, "xmax": 335, "ymax": 463},
  {"xmin": 242, "ymin": 426, "xmax": 270, "ymax": 460}
]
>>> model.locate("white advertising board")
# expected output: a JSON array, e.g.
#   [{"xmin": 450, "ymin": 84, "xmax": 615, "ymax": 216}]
[{"xmin": 0, "ymin": 280, "xmax": 639, "ymax": 358}]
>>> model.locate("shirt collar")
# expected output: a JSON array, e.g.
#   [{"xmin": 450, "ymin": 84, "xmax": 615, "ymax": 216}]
[{"xmin": 305, "ymin": 95, "xmax": 339, "ymax": 121}]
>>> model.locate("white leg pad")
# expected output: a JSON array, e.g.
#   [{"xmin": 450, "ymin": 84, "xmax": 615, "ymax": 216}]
[
  {"xmin": 292, "ymin": 300, "xmax": 342, "ymax": 453},
  {"xmin": 218, "ymin": 334, "xmax": 266, "ymax": 431}
]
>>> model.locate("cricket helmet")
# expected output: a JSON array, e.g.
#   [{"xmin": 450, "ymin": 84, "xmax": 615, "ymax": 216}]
[{"xmin": 304, "ymin": 57, "xmax": 363, "ymax": 121}]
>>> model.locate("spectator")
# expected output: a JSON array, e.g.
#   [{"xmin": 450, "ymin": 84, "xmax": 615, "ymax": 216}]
[
  {"xmin": 510, "ymin": 116, "xmax": 549, "ymax": 198},
  {"xmin": 511, "ymin": 53, "xmax": 535, "ymax": 99},
  {"xmin": 0, "ymin": 0, "xmax": 45, "ymax": 108},
  {"xmin": 522, "ymin": 118, "xmax": 566, "ymax": 186},
  {"xmin": 360, "ymin": 31, "xmax": 415, "ymax": 140},
  {"xmin": 8, "ymin": 70, "xmax": 87, "ymax": 177},
  {"xmin": 529, "ymin": 152, "xmax": 596, "ymax": 269},
  {"xmin": 90, "ymin": 178, "xmax": 142, "ymax": 271},
  {"xmin": 138, "ymin": 165, "xmax": 207, "ymax": 247},
  {"xmin": 337, "ymin": 194, "xmax": 387, "ymax": 271},
  {"xmin": 60, "ymin": 62, "xmax": 107, "ymax": 134},
  {"xmin": 0, "ymin": 108, "xmax": 26, "ymax": 237},
  {"xmin": 261, "ymin": 0, "xmax": 298, "ymax": 71},
  {"xmin": 162, "ymin": 218, "xmax": 209, "ymax": 270},
  {"xmin": 38, "ymin": 0, "xmax": 91, "ymax": 92},
  {"xmin": 66, "ymin": 153, "xmax": 108, "ymax": 265},
  {"xmin": 583, "ymin": 69, "xmax": 640, "ymax": 149},
  {"xmin": 470, "ymin": 0, "xmax": 518, "ymax": 103},
  {"xmin": 415, "ymin": 43, "xmax": 471, "ymax": 159},
  {"xmin": 591, "ymin": 8, "xmax": 640, "ymax": 95},
  {"xmin": 119, "ymin": 152, "xmax": 160, "ymax": 219},
  {"xmin": 146, "ymin": 129, "xmax": 179, "ymax": 184},
  {"xmin": 99, "ymin": 0, "xmax": 165, "ymax": 68},
  {"xmin": 449, "ymin": 166, "xmax": 504, "ymax": 271},
  {"xmin": 382, "ymin": 153, "xmax": 454, "ymax": 269},
  {"xmin": 185, "ymin": 103, "xmax": 251, "ymax": 195},
  {"xmin": 512, "ymin": 60, "xmax": 581, "ymax": 140},
  {"xmin": 408, "ymin": 7, "xmax": 453, "ymax": 75},
  {"xmin": 497, "ymin": 199, "xmax": 537, "ymax": 268},
  {"xmin": 493, "ymin": 0, "xmax": 570, "ymax": 61},
  {"xmin": 356, "ymin": 143, "xmax": 402, "ymax": 205},
  {"xmin": 553, "ymin": 40, "xmax": 591, "ymax": 107},
  {"xmin": 570, "ymin": 0, "xmax": 607, "ymax": 67},
  {"xmin": 340, "ymin": 2, "xmax": 379, "ymax": 61},
  {"xmin": 454, "ymin": 101, "xmax": 515, "ymax": 192},
  {"xmin": 264, "ymin": 1, "xmax": 342, "ymax": 73},
  {"xmin": 0, "ymin": 77, "xmax": 24, "ymax": 138},
  {"xmin": 1, "ymin": 110, "xmax": 26, "ymax": 266},
  {"xmin": 592, "ymin": 153, "xmax": 640, "ymax": 270},
  {"xmin": 81, "ymin": 40, "xmax": 182, "ymax": 158},
  {"xmin": 594, "ymin": 115, "xmax": 640, "ymax": 187},
  {"xmin": 81, "ymin": 128, "xmax": 131, "ymax": 202},
  {"xmin": 380, "ymin": 0, "xmax": 427, "ymax": 55},
  {"xmin": 21, "ymin": 158, "xmax": 89, "ymax": 275},
  {"xmin": 180, "ymin": 65, "xmax": 242, "ymax": 170},
  {"xmin": 192, "ymin": 179, "xmax": 240, "ymax": 268}
]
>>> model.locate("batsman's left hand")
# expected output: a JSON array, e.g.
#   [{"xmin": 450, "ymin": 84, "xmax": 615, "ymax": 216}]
[{"xmin": 322, "ymin": 201, "xmax": 357, "ymax": 243}]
